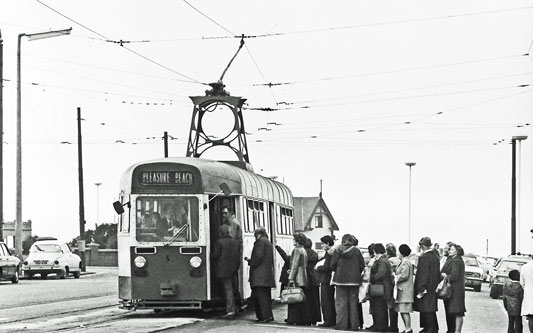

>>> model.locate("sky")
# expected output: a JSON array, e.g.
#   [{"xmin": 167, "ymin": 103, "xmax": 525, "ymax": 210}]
[{"xmin": 0, "ymin": 0, "xmax": 532, "ymax": 257}]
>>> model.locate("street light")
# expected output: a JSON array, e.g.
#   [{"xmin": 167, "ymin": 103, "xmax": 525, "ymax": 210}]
[
  {"xmin": 15, "ymin": 28, "xmax": 72, "ymax": 259},
  {"xmin": 405, "ymin": 162, "xmax": 416, "ymax": 246},
  {"xmin": 94, "ymin": 183, "xmax": 102, "ymax": 225},
  {"xmin": 511, "ymin": 135, "xmax": 527, "ymax": 254}
]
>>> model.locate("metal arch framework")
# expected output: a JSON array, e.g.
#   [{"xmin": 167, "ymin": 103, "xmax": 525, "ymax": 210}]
[{"xmin": 186, "ymin": 95, "xmax": 250, "ymax": 163}]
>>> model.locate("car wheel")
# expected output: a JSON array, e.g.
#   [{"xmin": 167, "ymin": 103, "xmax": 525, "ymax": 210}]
[
  {"xmin": 58, "ymin": 269, "xmax": 67, "ymax": 279},
  {"xmin": 41, "ymin": 273, "xmax": 48, "ymax": 279},
  {"xmin": 73, "ymin": 270, "xmax": 81, "ymax": 279},
  {"xmin": 27, "ymin": 273, "xmax": 33, "ymax": 279},
  {"xmin": 11, "ymin": 270, "xmax": 19, "ymax": 284},
  {"xmin": 474, "ymin": 285, "xmax": 481, "ymax": 292}
]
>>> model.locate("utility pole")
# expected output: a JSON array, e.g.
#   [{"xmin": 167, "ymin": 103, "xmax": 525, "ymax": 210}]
[
  {"xmin": 0, "ymin": 30, "xmax": 4, "ymax": 241},
  {"xmin": 77, "ymin": 107, "xmax": 86, "ymax": 271},
  {"xmin": 511, "ymin": 138, "xmax": 517, "ymax": 255},
  {"xmin": 163, "ymin": 131, "xmax": 168, "ymax": 158},
  {"xmin": 0, "ymin": 30, "xmax": 3, "ymax": 241}
]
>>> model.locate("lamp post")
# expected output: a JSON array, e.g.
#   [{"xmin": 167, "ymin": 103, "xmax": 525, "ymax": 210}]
[
  {"xmin": 94, "ymin": 182, "xmax": 102, "ymax": 225},
  {"xmin": 15, "ymin": 28, "xmax": 71, "ymax": 259},
  {"xmin": 405, "ymin": 162, "xmax": 416, "ymax": 246},
  {"xmin": 511, "ymin": 135, "xmax": 527, "ymax": 254}
]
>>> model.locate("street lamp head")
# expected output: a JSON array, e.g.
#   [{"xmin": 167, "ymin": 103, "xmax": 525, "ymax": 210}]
[
  {"xmin": 94, "ymin": 182, "xmax": 102, "ymax": 186},
  {"xmin": 25, "ymin": 28, "xmax": 72, "ymax": 41},
  {"xmin": 512, "ymin": 135, "xmax": 528, "ymax": 141},
  {"xmin": 405, "ymin": 162, "xmax": 416, "ymax": 167}
]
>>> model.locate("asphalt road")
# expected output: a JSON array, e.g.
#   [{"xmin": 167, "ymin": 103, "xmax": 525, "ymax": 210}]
[{"xmin": 0, "ymin": 267, "xmax": 517, "ymax": 332}]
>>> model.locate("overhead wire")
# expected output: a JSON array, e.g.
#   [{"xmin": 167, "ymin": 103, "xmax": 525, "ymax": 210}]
[{"xmin": 35, "ymin": 0, "xmax": 205, "ymax": 85}]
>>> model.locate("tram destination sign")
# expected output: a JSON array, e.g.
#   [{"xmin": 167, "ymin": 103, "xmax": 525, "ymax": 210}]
[{"xmin": 139, "ymin": 171, "xmax": 193, "ymax": 186}]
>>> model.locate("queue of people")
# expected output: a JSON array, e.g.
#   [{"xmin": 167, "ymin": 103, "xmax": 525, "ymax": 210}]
[{"xmin": 210, "ymin": 218, "xmax": 533, "ymax": 332}]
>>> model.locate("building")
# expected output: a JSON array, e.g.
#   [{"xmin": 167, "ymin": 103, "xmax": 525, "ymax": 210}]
[
  {"xmin": 293, "ymin": 196, "xmax": 339, "ymax": 253},
  {"xmin": 1, "ymin": 220, "xmax": 33, "ymax": 247}
]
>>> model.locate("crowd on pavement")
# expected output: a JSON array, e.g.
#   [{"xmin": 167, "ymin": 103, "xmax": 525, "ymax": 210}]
[{"xmin": 210, "ymin": 211, "xmax": 533, "ymax": 333}]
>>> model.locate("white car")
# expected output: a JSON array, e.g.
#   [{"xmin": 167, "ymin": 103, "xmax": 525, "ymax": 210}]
[{"xmin": 22, "ymin": 239, "xmax": 82, "ymax": 279}]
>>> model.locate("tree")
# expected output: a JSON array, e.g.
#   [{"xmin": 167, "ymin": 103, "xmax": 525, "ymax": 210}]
[
  {"xmin": 70, "ymin": 223, "xmax": 117, "ymax": 249},
  {"xmin": 22, "ymin": 235, "xmax": 40, "ymax": 255}
]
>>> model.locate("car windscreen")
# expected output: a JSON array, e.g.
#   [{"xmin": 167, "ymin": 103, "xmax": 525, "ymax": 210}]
[
  {"xmin": 463, "ymin": 257, "xmax": 478, "ymax": 267},
  {"xmin": 31, "ymin": 244, "xmax": 62, "ymax": 253},
  {"xmin": 499, "ymin": 261, "xmax": 526, "ymax": 272}
]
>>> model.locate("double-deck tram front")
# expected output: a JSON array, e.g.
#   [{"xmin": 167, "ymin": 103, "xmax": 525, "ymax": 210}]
[{"xmin": 115, "ymin": 157, "xmax": 294, "ymax": 310}]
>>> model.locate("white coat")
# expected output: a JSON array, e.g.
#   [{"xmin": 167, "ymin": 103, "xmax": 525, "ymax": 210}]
[{"xmin": 520, "ymin": 260, "xmax": 533, "ymax": 316}]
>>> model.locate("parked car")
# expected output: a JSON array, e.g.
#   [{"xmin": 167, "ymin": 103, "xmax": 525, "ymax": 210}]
[
  {"xmin": 489, "ymin": 255, "xmax": 532, "ymax": 299},
  {"xmin": 0, "ymin": 242, "xmax": 21, "ymax": 283},
  {"xmin": 22, "ymin": 238, "xmax": 82, "ymax": 279},
  {"xmin": 462, "ymin": 255, "xmax": 483, "ymax": 292}
]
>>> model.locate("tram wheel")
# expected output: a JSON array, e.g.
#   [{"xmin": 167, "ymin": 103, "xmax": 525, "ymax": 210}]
[{"xmin": 41, "ymin": 273, "xmax": 47, "ymax": 279}]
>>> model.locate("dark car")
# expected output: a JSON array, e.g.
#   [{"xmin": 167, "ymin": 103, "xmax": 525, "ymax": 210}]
[
  {"xmin": 489, "ymin": 255, "xmax": 532, "ymax": 299},
  {"xmin": 0, "ymin": 242, "xmax": 21, "ymax": 283}
]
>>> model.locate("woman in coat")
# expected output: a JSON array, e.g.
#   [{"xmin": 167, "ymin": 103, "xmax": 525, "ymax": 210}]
[
  {"xmin": 330, "ymin": 234, "xmax": 365, "ymax": 331},
  {"xmin": 304, "ymin": 238, "xmax": 322, "ymax": 325},
  {"xmin": 287, "ymin": 233, "xmax": 312, "ymax": 325},
  {"xmin": 394, "ymin": 244, "xmax": 414, "ymax": 333},
  {"xmin": 369, "ymin": 243, "xmax": 394, "ymax": 332},
  {"xmin": 440, "ymin": 243, "xmax": 466, "ymax": 333}
]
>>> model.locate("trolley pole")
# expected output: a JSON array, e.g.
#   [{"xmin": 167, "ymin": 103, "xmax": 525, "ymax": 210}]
[
  {"xmin": 163, "ymin": 131, "xmax": 168, "ymax": 158},
  {"xmin": 77, "ymin": 107, "xmax": 86, "ymax": 271}
]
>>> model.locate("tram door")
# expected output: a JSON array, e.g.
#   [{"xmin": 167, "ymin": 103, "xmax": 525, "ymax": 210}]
[{"xmin": 208, "ymin": 196, "xmax": 235, "ymax": 300}]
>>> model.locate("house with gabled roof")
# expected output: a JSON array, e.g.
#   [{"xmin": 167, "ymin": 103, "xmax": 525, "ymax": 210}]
[{"xmin": 293, "ymin": 195, "xmax": 339, "ymax": 252}]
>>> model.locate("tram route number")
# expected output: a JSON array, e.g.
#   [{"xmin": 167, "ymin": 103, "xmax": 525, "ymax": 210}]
[{"xmin": 140, "ymin": 171, "xmax": 193, "ymax": 186}]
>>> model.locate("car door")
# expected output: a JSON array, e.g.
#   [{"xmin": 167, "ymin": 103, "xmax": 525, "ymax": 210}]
[{"xmin": 0, "ymin": 243, "xmax": 16, "ymax": 277}]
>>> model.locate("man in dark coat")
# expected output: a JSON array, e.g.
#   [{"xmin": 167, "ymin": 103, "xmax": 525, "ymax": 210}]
[
  {"xmin": 414, "ymin": 237, "xmax": 441, "ymax": 333},
  {"xmin": 220, "ymin": 207, "xmax": 243, "ymax": 308},
  {"xmin": 316, "ymin": 235, "xmax": 336, "ymax": 327},
  {"xmin": 246, "ymin": 227, "xmax": 275, "ymax": 322},
  {"xmin": 210, "ymin": 224, "xmax": 240, "ymax": 319}
]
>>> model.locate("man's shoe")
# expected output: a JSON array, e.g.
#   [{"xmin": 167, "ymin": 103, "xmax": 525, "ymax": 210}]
[
  {"xmin": 318, "ymin": 323, "xmax": 334, "ymax": 327},
  {"xmin": 260, "ymin": 317, "xmax": 274, "ymax": 323}
]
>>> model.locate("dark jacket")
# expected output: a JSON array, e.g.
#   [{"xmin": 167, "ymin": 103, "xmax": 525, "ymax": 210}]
[
  {"xmin": 503, "ymin": 281, "xmax": 523, "ymax": 316},
  {"xmin": 370, "ymin": 255, "xmax": 394, "ymax": 301},
  {"xmin": 331, "ymin": 245, "xmax": 365, "ymax": 286},
  {"xmin": 275, "ymin": 245, "xmax": 290, "ymax": 285},
  {"xmin": 316, "ymin": 251, "xmax": 333, "ymax": 285},
  {"xmin": 413, "ymin": 249, "xmax": 441, "ymax": 313},
  {"xmin": 248, "ymin": 235, "xmax": 276, "ymax": 288},
  {"xmin": 441, "ymin": 254, "xmax": 466, "ymax": 313},
  {"xmin": 306, "ymin": 248, "xmax": 319, "ymax": 287},
  {"xmin": 210, "ymin": 233, "xmax": 240, "ymax": 279}
]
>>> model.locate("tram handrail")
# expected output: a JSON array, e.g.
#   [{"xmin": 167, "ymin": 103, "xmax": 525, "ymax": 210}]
[{"xmin": 163, "ymin": 224, "xmax": 189, "ymax": 246}]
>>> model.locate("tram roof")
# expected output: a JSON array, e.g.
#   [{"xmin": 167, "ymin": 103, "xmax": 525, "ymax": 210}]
[{"xmin": 119, "ymin": 157, "xmax": 293, "ymax": 206}]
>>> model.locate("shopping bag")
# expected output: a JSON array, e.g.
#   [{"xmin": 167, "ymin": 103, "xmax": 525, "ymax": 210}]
[
  {"xmin": 369, "ymin": 284, "xmax": 384, "ymax": 297},
  {"xmin": 359, "ymin": 282, "xmax": 370, "ymax": 303},
  {"xmin": 436, "ymin": 276, "xmax": 452, "ymax": 299},
  {"xmin": 280, "ymin": 285, "xmax": 306, "ymax": 304}
]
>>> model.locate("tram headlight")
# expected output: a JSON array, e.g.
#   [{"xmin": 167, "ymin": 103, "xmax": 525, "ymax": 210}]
[
  {"xmin": 134, "ymin": 256, "xmax": 147, "ymax": 268},
  {"xmin": 189, "ymin": 256, "xmax": 202, "ymax": 268}
]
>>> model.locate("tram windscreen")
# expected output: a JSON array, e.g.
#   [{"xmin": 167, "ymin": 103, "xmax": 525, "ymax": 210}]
[{"xmin": 135, "ymin": 197, "xmax": 199, "ymax": 243}]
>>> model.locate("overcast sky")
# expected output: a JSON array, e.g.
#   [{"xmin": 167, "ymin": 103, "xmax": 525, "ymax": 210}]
[{"xmin": 1, "ymin": 0, "xmax": 532, "ymax": 256}]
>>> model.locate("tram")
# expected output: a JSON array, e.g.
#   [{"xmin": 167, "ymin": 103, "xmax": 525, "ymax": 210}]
[{"xmin": 114, "ymin": 156, "xmax": 294, "ymax": 310}]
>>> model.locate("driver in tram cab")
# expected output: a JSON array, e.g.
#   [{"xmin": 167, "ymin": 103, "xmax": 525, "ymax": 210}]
[{"xmin": 161, "ymin": 204, "xmax": 188, "ymax": 238}]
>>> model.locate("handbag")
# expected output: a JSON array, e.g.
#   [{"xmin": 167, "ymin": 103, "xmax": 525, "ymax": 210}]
[
  {"xmin": 280, "ymin": 285, "xmax": 306, "ymax": 304},
  {"xmin": 369, "ymin": 284, "xmax": 385, "ymax": 297},
  {"xmin": 436, "ymin": 276, "xmax": 452, "ymax": 299}
]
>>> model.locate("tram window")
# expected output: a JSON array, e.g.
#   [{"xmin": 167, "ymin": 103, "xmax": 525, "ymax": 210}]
[
  {"xmin": 276, "ymin": 206, "xmax": 282, "ymax": 235},
  {"xmin": 246, "ymin": 199, "xmax": 254, "ymax": 233},
  {"xmin": 135, "ymin": 197, "xmax": 199, "ymax": 243}
]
